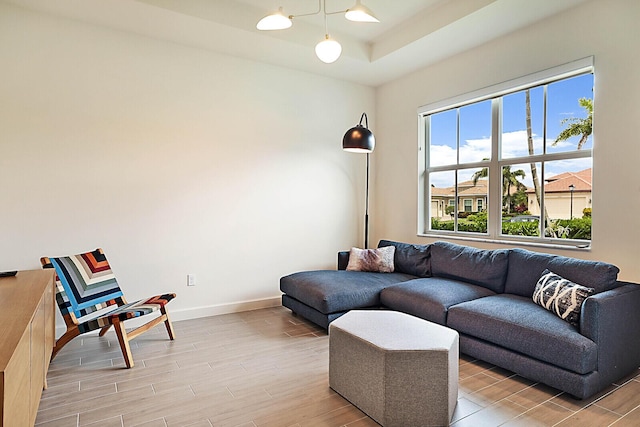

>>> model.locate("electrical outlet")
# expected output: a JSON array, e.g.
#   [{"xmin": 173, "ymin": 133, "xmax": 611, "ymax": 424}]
[{"xmin": 187, "ymin": 274, "xmax": 196, "ymax": 286}]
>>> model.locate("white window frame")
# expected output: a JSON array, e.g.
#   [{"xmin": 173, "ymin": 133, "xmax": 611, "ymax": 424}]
[{"xmin": 417, "ymin": 57, "xmax": 594, "ymax": 249}]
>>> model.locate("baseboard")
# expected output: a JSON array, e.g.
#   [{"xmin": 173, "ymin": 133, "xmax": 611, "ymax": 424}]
[
  {"xmin": 55, "ymin": 296, "xmax": 283, "ymax": 337},
  {"xmin": 169, "ymin": 296, "xmax": 282, "ymax": 322}
]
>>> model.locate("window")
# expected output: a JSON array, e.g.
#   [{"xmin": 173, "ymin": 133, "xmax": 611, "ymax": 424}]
[{"xmin": 418, "ymin": 58, "xmax": 593, "ymax": 246}]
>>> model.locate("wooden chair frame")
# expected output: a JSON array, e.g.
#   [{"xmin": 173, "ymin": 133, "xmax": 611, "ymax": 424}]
[{"xmin": 54, "ymin": 299, "xmax": 175, "ymax": 368}]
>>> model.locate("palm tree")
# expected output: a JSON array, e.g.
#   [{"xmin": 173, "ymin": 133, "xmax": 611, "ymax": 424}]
[
  {"xmin": 526, "ymin": 90, "xmax": 550, "ymax": 228},
  {"xmin": 553, "ymin": 97, "xmax": 593, "ymax": 149},
  {"xmin": 471, "ymin": 163, "xmax": 526, "ymax": 213},
  {"xmin": 502, "ymin": 166, "xmax": 526, "ymax": 212},
  {"xmin": 471, "ymin": 164, "xmax": 488, "ymax": 185}
]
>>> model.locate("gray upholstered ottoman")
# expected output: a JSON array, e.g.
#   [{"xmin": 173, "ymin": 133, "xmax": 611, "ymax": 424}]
[{"xmin": 329, "ymin": 310, "xmax": 459, "ymax": 427}]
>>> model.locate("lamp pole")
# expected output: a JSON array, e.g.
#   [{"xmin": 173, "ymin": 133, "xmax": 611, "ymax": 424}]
[
  {"xmin": 569, "ymin": 184, "xmax": 575, "ymax": 219},
  {"xmin": 364, "ymin": 152, "xmax": 370, "ymax": 249}
]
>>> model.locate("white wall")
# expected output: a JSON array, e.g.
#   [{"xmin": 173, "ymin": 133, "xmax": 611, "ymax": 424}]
[
  {"xmin": 0, "ymin": 3, "xmax": 374, "ymax": 320},
  {"xmin": 374, "ymin": 0, "xmax": 640, "ymax": 281}
]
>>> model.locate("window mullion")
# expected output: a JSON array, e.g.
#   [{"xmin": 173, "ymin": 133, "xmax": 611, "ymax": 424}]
[
  {"xmin": 455, "ymin": 108, "xmax": 460, "ymax": 232},
  {"xmin": 418, "ymin": 115, "xmax": 428, "ymax": 233},
  {"xmin": 488, "ymin": 98, "xmax": 502, "ymax": 239}
]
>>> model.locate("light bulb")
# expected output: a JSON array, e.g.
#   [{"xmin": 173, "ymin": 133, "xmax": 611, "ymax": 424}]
[{"xmin": 315, "ymin": 35, "xmax": 342, "ymax": 64}]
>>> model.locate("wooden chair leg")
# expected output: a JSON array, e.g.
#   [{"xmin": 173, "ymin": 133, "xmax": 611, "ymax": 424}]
[
  {"xmin": 98, "ymin": 325, "xmax": 111, "ymax": 336},
  {"xmin": 52, "ymin": 329, "xmax": 81, "ymax": 361},
  {"xmin": 113, "ymin": 320, "xmax": 134, "ymax": 368},
  {"xmin": 161, "ymin": 306, "xmax": 176, "ymax": 340}
]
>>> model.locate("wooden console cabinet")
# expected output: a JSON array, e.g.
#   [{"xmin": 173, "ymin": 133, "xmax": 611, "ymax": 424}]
[{"xmin": 0, "ymin": 270, "xmax": 55, "ymax": 427}]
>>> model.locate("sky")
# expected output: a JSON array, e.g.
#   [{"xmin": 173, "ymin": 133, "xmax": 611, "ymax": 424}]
[{"xmin": 428, "ymin": 73, "xmax": 593, "ymax": 188}]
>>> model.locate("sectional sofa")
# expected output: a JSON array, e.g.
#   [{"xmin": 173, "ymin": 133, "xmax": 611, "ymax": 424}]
[{"xmin": 280, "ymin": 240, "xmax": 640, "ymax": 399}]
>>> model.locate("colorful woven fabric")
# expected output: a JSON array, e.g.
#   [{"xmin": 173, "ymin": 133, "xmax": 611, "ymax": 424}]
[
  {"xmin": 41, "ymin": 249, "xmax": 176, "ymax": 333},
  {"xmin": 78, "ymin": 293, "xmax": 176, "ymax": 333},
  {"xmin": 41, "ymin": 249, "xmax": 124, "ymax": 318}
]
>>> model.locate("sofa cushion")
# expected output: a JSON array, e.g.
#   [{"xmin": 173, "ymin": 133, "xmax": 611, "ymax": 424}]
[
  {"xmin": 346, "ymin": 246, "xmax": 395, "ymax": 273},
  {"xmin": 378, "ymin": 240, "xmax": 431, "ymax": 277},
  {"xmin": 380, "ymin": 277, "xmax": 495, "ymax": 325},
  {"xmin": 430, "ymin": 241, "xmax": 509, "ymax": 293},
  {"xmin": 447, "ymin": 294, "xmax": 597, "ymax": 374},
  {"xmin": 280, "ymin": 270, "xmax": 417, "ymax": 314},
  {"xmin": 532, "ymin": 270, "xmax": 595, "ymax": 326},
  {"xmin": 504, "ymin": 248, "xmax": 619, "ymax": 297}
]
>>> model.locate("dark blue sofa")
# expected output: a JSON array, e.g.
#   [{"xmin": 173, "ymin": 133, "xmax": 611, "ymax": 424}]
[{"xmin": 280, "ymin": 240, "xmax": 640, "ymax": 399}]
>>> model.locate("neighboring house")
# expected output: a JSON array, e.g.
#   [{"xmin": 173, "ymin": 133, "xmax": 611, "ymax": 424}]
[
  {"xmin": 430, "ymin": 179, "xmax": 488, "ymax": 220},
  {"xmin": 430, "ymin": 169, "xmax": 592, "ymax": 221},
  {"xmin": 526, "ymin": 168, "xmax": 592, "ymax": 219}
]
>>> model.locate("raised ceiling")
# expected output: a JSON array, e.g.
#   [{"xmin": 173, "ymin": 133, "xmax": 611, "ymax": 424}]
[{"xmin": 5, "ymin": 0, "xmax": 588, "ymax": 86}]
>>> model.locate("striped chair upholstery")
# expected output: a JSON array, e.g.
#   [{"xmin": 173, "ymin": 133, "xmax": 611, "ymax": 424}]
[{"xmin": 41, "ymin": 248, "xmax": 176, "ymax": 368}]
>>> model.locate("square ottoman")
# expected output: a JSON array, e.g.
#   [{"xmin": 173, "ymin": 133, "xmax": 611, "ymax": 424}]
[{"xmin": 329, "ymin": 310, "xmax": 459, "ymax": 427}]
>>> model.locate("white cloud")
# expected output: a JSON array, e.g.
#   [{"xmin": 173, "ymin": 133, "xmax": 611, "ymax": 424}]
[
  {"xmin": 459, "ymin": 137, "xmax": 491, "ymax": 163},
  {"xmin": 500, "ymin": 130, "xmax": 541, "ymax": 158},
  {"xmin": 428, "ymin": 130, "xmax": 591, "ymax": 188},
  {"xmin": 429, "ymin": 144, "xmax": 457, "ymax": 167}
]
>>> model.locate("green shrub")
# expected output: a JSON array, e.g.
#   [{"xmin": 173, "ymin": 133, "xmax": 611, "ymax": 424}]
[
  {"xmin": 458, "ymin": 221, "xmax": 487, "ymax": 233},
  {"xmin": 552, "ymin": 218, "xmax": 591, "ymax": 240},
  {"xmin": 431, "ymin": 218, "xmax": 454, "ymax": 231},
  {"xmin": 502, "ymin": 221, "xmax": 540, "ymax": 236},
  {"xmin": 431, "ymin": 216, "xmax": 591, "ymax": 240}
]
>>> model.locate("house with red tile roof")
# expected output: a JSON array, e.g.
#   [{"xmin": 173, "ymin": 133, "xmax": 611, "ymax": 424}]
[
  {"xmin": 526, "ymin": 168, "xmax": 592, "ymax": 219},
  {"xmin": 430, "ymin": 169, "xmax": 592, "ymax": 221},
  {"xmin": 430, "ymin": 179, "xmax": 488, "ymax": 219}
]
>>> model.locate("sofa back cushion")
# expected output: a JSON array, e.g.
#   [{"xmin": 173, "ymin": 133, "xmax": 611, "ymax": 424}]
[
  {"xmin": 504, "ymin": 248, "xmax": 619, "ymax": 297},
  {"xmin": 430, "ymin": 241, "xmax": 509, "ymax": 293},
  {"xmin": 378, "ymin": 240, "xmax": 431, "ymax": 278}
]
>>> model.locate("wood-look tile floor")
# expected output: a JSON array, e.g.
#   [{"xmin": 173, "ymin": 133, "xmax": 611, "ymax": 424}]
[{"xmin": 36, "ymin": 307, "xmax": 640, "ymax": 427}]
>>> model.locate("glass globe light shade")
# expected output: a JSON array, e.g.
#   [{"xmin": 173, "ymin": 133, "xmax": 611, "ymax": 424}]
[{"xmin": 315, "ymin": 35, "xmax": 342, "ymax": 64}]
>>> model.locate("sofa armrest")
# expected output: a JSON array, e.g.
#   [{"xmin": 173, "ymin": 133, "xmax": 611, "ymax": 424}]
[
  {"xmin": 581, "ymin": 282, "xmax": 640, "ymax": 376},
  {"xmin": 338, "ymin": 251, "xmax": 350, "ymax": 270}
]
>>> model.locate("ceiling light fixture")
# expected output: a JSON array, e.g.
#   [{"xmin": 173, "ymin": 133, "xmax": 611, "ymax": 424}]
[
  {"xmin": 345, "ymin": 0, "xmax": 380, "ymax": 23},
  {"xmin": 256, "ymin": 0, "xmax": 379, "ymax": 64},
  {"xmin": 256, "ymin": 7, "xmax": 292, "ymax": 31}
]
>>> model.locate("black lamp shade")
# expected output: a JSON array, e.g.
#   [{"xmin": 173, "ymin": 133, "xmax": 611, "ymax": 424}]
[{"xmin": 343, "ymin": 125, "xmax": 375, "ymax": 153}]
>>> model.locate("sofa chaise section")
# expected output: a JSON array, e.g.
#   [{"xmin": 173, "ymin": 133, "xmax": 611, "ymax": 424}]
[{"xmin": 280, "ymin": 270, "xmax": 417, "ymax": 329}]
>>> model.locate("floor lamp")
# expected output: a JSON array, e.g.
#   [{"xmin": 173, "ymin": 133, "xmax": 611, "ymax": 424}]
[{"xmin": 343, "ymin": 112, "xmax": 376, "ymax": 248}]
